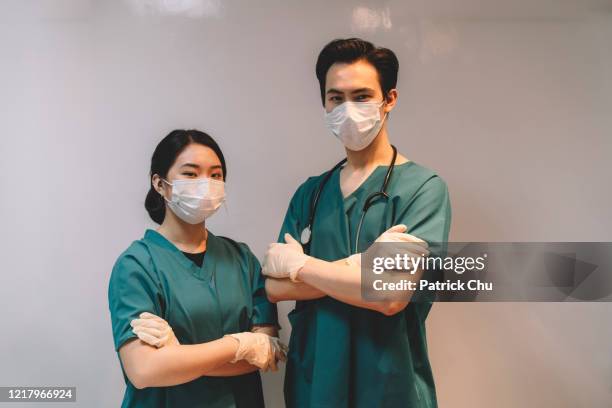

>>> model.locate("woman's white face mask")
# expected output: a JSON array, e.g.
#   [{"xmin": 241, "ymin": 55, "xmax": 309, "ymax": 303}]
[
  {"xmin": 324, "ymin": 100, "xmax": 387, "ymax": 151},
  {"xmin": 162, "ymin": 177, "xmax": 225, "ymax": 224}
]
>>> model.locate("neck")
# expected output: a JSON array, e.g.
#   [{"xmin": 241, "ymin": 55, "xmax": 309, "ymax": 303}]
[
  {"xmin": 157, "ymin": 211, "xmax": 207, "ymax": 251},
  {"xmin": 345, "ymin": 125, "xmax": 394, "ymax": 170}
]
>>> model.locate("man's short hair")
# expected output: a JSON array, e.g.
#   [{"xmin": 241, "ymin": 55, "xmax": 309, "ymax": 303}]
[{"xmin": 315, "ymin": 38, "xmax": 399, "ymax": 105}]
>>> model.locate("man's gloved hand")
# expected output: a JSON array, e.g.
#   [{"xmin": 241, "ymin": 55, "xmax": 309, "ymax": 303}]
[
  {"xmin": 346, "ymin": 224, "xmax": 430, "ymax": 267},
  {"xmin": 262, "ymin": 233, "xmax": 310, "ymax": 282}
]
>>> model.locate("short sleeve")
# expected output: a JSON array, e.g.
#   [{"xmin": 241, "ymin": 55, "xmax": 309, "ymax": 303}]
[
  {"xmin": 277, "ymin": 178, "xmax": 314, "ymax": 243},
  {"xmin": 396, "ymin": 175, "xmax": 452, "ymax": 258},
  {"xmin": 395, "ymin": 176, "xmax": 452, "ymax": 302},
  {"xmin": 244, "ymin": 247, "xmax": 279, "ymax": 328},
  {"xmin": 108, "ymin": 249, "xmax": 162, "ymax": 351}
]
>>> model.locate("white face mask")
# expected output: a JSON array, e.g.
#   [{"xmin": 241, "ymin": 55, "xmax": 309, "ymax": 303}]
[
  {"xmin": 324, "ymin": 100, "xmax": 387, "ymax": 151},
  {"xmin": 162, "ymin": 177, "xmax": 225, "ymax": 224}
]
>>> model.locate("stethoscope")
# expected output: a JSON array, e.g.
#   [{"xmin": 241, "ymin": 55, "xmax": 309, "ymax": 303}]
[{"xmin": 300, "ymin": 145, "xmax": 398, "ymax": 254}]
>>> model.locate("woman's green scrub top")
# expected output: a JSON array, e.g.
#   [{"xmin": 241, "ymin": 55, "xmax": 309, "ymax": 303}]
[
  {"xmin": 108, "ymin": 229, "xmax": 278, "ymax": 408},
  {"xmin": 279, "ymin": 161, "xmax": 451, "ymax": 408}
]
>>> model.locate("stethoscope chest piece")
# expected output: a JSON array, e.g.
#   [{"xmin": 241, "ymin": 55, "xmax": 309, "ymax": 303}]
[{"xmin": 300, "ymin": 225, "xmax": 311, "ymax": 245}]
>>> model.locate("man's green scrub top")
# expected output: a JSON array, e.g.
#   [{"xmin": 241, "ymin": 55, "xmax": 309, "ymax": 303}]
[
  {"xmin": 279, "ymin": 161, "xmax": 451, "ymax": 408},
  {"xmin": 108, "ymin": 229, "xmax": 278, "ymax": 408}
]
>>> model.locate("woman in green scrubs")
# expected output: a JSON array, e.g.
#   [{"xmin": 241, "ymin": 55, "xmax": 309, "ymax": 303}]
[
  {"xmin": 264, "ymin": 39, "xmax": 452, "ymax": 407},
  {"xmin": 108, "ymin": 129, "xmax": 283, "ymax": 408}
]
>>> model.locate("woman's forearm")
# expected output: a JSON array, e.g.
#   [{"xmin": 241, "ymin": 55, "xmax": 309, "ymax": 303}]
[
  {"xmin": 120, "ymin": 336, "xmax": 239, "ymax": 389},
  {"xmin": 204, "ymin": 360, "xmax": 259, "ymax": 377}
]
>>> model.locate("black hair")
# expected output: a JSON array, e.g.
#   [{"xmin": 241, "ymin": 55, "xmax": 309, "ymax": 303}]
[
  {"xmin": 315, "ymin": 38, "xmax": 399, "ymax": 105},
  {"xmin": 144, "ymin": 129, "xmax": 227, "ymax": 224}
]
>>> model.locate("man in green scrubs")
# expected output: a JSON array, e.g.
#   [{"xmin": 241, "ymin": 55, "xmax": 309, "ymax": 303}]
[{"xmin": 264, "ymin": 38, "xmax": 451, "ymax": 407}]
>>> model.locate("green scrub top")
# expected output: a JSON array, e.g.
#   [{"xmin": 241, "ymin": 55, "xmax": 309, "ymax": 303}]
[
  {"xmin": 108, "ymin": 229, "xmax": 278, "ymax": 408},
  {"xmin": 279, "ymin": 161, "xmax": 451, "ymax": 408}
]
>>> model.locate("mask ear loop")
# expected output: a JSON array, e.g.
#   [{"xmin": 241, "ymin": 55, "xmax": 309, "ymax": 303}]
[
  {"xmin": 219, "ymin": 182, "xmax": 229, "ymax": 215},
  {"xmin": 379, "ymin": 95, "xmax": 390, "ymax": 124},
  {"xmin": 373, "ymin": 98, "xmax": 389, "ymax": 137},
  {"xmin": 220, "ymin": 199, "xmax": 229, "ymax": 215},
  {"xmin": 159, "ymin": 178, "xmax": 174, "ymax": 204}
]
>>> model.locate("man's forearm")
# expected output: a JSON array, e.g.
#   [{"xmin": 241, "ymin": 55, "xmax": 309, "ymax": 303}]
[
  {"xmin": 264, "ymin": 256, "xmax": 360, "ymax": 303},
  {"xmin": 265, "ymin": 277, "xmax": 326, "ymax": 302},
  {"xmin": 297, "ymin": 257, "xmax": 414, "ymax": 315}
]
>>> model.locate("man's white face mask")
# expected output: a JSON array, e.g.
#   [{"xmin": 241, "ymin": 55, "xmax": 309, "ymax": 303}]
[
  {"xmin": 324, "ymin": 99, "xmax": 387, "ymax": 151},
  {"xmin": 162, "ymin": 177, "xmax": 225, "ymax": 224}
]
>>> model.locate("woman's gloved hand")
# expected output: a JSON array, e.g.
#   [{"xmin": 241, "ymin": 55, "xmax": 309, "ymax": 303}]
[
  {"xmin": 346, "ymin": 224, "xmax": 430, "ymax": 266},
  {"xmin": 262, "ymin": 233, "xmax": 310, "ymax": 281},
  {"xmin": 266, "ymin": 336, "xmax": 289, "ymax": 372},
  {"xmin": 225, "ymin": 332, "xmax": 288, "ymax": 371},
  {"xmin": 130, "ymin": 312, "xmax": 180, "ymax": 348}
]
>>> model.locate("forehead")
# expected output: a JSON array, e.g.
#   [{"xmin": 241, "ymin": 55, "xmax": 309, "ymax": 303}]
[
  {"xmin": 325, "ymin": 59, "xmax": 380, "ymax": 91},
  {"xmin": 173, "ymin": 143, "xmax": 221, "ymax": 166}
]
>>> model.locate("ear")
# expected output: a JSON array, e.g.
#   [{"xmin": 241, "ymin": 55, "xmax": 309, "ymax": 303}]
[
  {"xmin": 383, "ymin": 89, "xmax": 398, "ymax": 113},
  {"xmin": 151, "ymin": 174, "xmax": 165, "ymax": 195}
]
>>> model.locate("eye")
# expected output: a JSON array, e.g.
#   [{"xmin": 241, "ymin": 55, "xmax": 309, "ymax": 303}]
[
  {"xmin": 355, "ymin": 94, "xmax": 371, "ymax": 101},
  {"xmin": 211, "ymin": 172, "xmax": 223, "ymax": 180},
  {"xmin": 182, "ymin": 172, "xmax": 197, "ymax": 177},
  {"xmin": 329, "ymin": 96, "xmax": 343, "ymax": 103}
]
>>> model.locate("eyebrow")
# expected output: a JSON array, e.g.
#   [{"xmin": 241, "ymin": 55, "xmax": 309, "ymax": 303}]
[
  {"xmin": 350, "ymin": 87, "xmax": 376, "ymax": 94},
  {"xmin": 180, "ymin": 163, "xmax": 223, "ymax": 171},
  {"xmin": 326, "ymin": 87, "xmax": 376, "ymax": 95},
  {"xmin": 180, "ymin": 163, "xmax": 200, "ymax": 169}
]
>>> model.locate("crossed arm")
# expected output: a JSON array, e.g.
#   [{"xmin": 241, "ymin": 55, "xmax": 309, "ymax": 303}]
[
  {"xmin": 265, "ymin": 257, "xmax": 417, "ymax": 316},
  {"xmin": 119, "ymin": 325, "xmax": 277, "ymax": 389}
]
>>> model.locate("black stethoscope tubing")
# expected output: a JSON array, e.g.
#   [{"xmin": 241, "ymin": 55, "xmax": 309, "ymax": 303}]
[{"xmin": 301, "ymin": 145, "xmax": 398, "ymax": 254}]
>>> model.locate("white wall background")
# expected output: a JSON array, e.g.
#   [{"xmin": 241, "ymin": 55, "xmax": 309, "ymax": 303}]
[{"xmin": 0, "ymin": 1, "xmax": 611, "ymax": 407}]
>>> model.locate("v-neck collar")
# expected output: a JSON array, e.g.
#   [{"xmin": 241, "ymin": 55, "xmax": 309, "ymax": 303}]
[
  {"xmin": 339, "ymin": 160, "xmax": 415, "ymax": 202},
  {"xmin": 325, "ymin": 160, "xmax": 416, "ymax": 255},
  {"xmin": 144, "ymin": 229, "xmax": 216, "ymax": 282}
]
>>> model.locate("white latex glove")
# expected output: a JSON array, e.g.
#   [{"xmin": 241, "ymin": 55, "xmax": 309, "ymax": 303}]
[
  {"xmin": 265, "ymin": 336, "xmax": 289, "ymax": 372},
  {"xmin": 347, "ymin": 224, "xmax": 430, "ymax": 267},
  {"xmin": 262, "ymin": 233, "xmax": 310, "ymax": 281},
  {"xmin": 130, "ymin": 312, "xmax": 180, "ymax": 348},
  {"xmin": 225, "ymin": 332, "xmax": 285, "ymax": 370}
]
